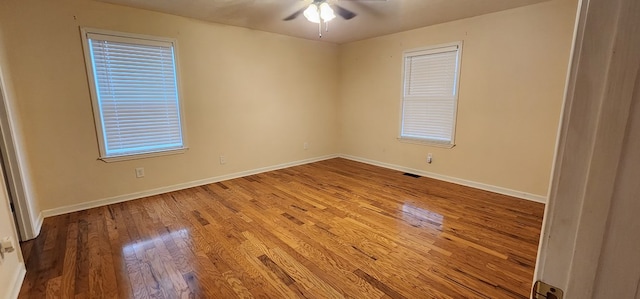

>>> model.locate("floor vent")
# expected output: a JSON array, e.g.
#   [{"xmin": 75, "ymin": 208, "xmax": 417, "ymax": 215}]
[{"xmin": 403, "ymin": 173, "xmax": 421, "ymax": 178}]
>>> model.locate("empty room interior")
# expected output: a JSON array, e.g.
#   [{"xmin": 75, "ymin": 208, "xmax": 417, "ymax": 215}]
[{"xmin": 0, "ymin": 0, "xmax": 593, "ymax": 298}]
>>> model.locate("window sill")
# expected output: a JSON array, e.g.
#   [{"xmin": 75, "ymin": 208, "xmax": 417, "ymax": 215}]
[
  {"xmin": 397, "ymin": 137, "xmax": 455, "ymax": 148},
  {"xmin": 99, "ymin": 147, "xmax": 188, "ymax": 162}
]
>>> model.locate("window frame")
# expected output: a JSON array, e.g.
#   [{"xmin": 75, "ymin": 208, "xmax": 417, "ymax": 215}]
[
  {"xmin": 80, "ymin": 27, "xmax": 188, "ymax": 162},
  {"xmin": 398, "ymin": 41, "xmax": 463, "ymax": 148}
]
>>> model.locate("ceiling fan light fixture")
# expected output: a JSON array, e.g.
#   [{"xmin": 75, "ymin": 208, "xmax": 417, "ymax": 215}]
[
  {"xmin": 303, "ymin": 4, "xmax": 320, "ymax": 23},
  {"xmin": 319, "ymin": 3, "xmax": 336, "ymax": 22}
]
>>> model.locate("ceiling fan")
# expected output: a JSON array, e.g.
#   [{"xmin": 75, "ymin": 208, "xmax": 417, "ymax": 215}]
[{"xmin": 283, "ymin": 0, "xmax": 386, "ymax": 38}]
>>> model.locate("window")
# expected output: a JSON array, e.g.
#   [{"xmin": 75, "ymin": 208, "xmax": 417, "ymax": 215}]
[
  {"xmin": 81, "ymin": 28, "xmax": 186, "ymax": 161},
  {"xmin": 400, "ymin": 42, "xmax": 462, "ymax": 147}
]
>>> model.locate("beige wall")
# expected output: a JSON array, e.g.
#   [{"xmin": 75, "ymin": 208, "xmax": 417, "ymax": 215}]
[
  {"xmin": 0, "ymin": 0, "xmax": 576, "ymax": 217},
  {"xmin": 338, "ymin": 0, "xmax": 577, "ymax": 197},
  {"xmin": 0, "ymin": 0, "xmax": 339, "ymax": 211}
]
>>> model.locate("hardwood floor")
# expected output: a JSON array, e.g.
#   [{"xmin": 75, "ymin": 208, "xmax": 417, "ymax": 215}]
[{"xmin": 18, "ymin": 158, "xmax": 544, "ymax": 299}]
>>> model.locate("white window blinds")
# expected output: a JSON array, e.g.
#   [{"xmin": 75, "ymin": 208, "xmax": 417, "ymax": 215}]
[
  {"xmin": 401, "ymin": 44, "xmax": 461, "ymax": 145},
  {"xmin": 83, "ymin": 30, "xmax": 185, "ymax": 159}
]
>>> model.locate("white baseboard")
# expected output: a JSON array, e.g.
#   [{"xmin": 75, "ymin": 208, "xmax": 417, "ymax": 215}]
[
  {"xmin": 5, "ymin": 263, "xmax": 26, "ymax": 299},
  {"xmin": 42, "ymin": 154, "xmax": 338, "ymax": 218},
  {"xmin": 19, "ymin": 211, "xmax": 43, "ymax": 241},
  {"xmin": 41, "ymin": 153, "xmax": 544, "ymax": 218},
  {"xmin": 339, "ymin": 154, "xmax": 547, "ymax": 204},
  {"xmin": 32, "ymin": 212, "xmax": 43, "ymax": 237}
]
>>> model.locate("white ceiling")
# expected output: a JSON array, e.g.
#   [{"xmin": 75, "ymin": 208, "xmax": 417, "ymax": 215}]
[{"xmin": 96, "ymin": 0, "xmax": 553, "ymax": 44}]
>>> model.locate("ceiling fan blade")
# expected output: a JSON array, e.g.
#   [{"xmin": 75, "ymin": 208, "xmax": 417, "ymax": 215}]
[
  {"xmin": 283, "ymin": 7, "xmax": 306, "ymax": 21},
  {"xmin": 334, "ymin": 4, "xmax": 357, "ymax": 20}
]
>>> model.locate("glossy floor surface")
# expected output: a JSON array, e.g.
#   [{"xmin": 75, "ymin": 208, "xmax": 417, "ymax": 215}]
[{"xmin": 19, "ymin": 158, "xmax": 545, "ymax": 298}]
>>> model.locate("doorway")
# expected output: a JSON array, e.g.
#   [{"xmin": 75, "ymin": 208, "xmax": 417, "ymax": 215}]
[
  {"xmin": 0, "ymin": 64, "xmax": 36, "ymax": 241},
  {"xmin": 0, "ymin": 146, "xmax": 21, "ymax": 239}
]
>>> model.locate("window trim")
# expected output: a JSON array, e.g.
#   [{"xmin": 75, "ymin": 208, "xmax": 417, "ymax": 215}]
[
  {"xmin": 80, "ymin": 27, "xmax": 188, "ymax": 162},
  {"xmin": 398, "ymin": 41, "xmax": 463, "ymax": 148}
]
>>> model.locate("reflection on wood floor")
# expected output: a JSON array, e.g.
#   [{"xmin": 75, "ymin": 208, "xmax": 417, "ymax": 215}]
[{"xmin": 18, "ymin": 158, "xmax": 544, "ymax": 298}]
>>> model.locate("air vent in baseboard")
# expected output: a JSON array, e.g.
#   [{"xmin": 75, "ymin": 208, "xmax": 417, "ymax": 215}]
[{"xmin": 403, "ymin": 173, "xmax": 421, "ymax": 178}]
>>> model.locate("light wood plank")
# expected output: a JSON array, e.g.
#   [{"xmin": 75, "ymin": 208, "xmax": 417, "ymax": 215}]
[{"xmin": 19, "ymin": 158, "xmax": 544, "ymax": 298}]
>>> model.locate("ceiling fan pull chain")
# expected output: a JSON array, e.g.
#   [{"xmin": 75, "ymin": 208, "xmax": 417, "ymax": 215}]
[{"xmin": 318, "ymin": 21, "xmax": 322, "ymax": 38}]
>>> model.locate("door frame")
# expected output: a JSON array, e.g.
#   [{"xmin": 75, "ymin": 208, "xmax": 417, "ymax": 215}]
[
  {"xmin": 533, "ymin": 0, "xmax": 640, "ymax": 297},
  {"xmin": 0, "ymin": 62, "xmax": 38, "ymax": 241}
]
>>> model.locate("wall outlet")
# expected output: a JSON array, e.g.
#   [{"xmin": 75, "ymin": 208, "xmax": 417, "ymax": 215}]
[
  {"xmin": 219, "ymin": 155, "xmax": 226, "ymax": 165},
  {"xmin": 427, "ymin": 153, "xmax": 433, "ymax": 164},
  {"xmin": 303, "ymin": 142, "xmax": 309, "ymax": 150},
  {"xmin": 135, "ymin": 167, "xmax": 145, "ymax": 178}
]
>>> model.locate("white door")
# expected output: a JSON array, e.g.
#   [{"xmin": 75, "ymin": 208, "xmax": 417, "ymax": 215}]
[
  {"xmin": 533, "ymin": 0, "xmax": 640, "ymax": 297},
  {"xmin": 0, "ymin": 154, "xmax": 24, "ymax": 299}
]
